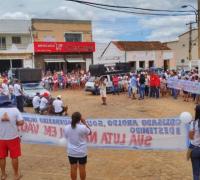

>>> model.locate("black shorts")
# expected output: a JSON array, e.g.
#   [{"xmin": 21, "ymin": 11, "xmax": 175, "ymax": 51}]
[{"xmin": 68, "ymin": 156, "xmax": 87, "ymax": 165}]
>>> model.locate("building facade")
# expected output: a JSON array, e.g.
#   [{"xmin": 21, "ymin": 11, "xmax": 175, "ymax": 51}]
[
  {"xmin": 165, "ymin": 29, "xmax": 198, "ymax": 69},
  {"xmin": 94, "ymin": 41, "xmax": 175, "ymax": 70},
  {"xmin": 0, "ymin": 19, "xmax": 33, "ymax": 73},
  {"xmin": 32, "ymin": 18, "xmax": 95, "ymax": 73}
]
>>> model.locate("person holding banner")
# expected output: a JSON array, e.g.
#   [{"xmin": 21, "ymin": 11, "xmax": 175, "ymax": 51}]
[
  {"xmin": 189, "ymin": 105, "xmax": 200, "ymax": 180},
  {"xmin": 0, "ymin": 96, "xmax": 24, "ymax": 180},
  {"xmin": 64, "ymin": 112, "xmax": 91, "ymax": 180}
]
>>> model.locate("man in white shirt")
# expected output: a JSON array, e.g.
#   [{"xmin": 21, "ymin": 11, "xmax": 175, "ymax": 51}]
[
  {"xmin": 53, "ymin": 95, "xmax": 64, "ymax": 116},
  {"xmin": 1, "ymin": 79, "xmax": 9, "ymax": 96},
  {"xmin": 13, "ymin": 80, "xmax": 24, "ymax": 112},
  {"xmin": 39, "ymin": 92, "xmax": 49, "ymax": 115},
  {"xmin": 0, "ymin": 95, "xmax": 24, "ymax": 180},
  {"xmin": 32, "ymin": 92, "xmax": 41, "ymax": 113}
]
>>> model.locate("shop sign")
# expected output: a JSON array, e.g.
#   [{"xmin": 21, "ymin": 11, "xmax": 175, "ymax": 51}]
[{"xmin": 34, "ymin": 42, "xmax": 95, "ymax": 53}]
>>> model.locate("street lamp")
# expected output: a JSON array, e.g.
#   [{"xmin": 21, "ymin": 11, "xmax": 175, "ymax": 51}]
[
  {"xmin": 181, "ymin": 5, "xmax": 198, "ymax": 22},
  {"xmin": 181, "ymin": 5, "xmax": 199, "ymax": 71}
]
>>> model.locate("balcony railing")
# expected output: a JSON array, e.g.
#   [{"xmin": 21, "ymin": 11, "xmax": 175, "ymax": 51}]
[{"xmin": 0, "ymin": 43, "xmax": 33, "ymax": 53}]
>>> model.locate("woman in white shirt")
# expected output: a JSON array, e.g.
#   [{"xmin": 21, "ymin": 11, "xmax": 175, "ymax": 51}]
[
  {"xmin": 189, "ymin": 105, "xmax": 200, "ymax": 180},
  {"xmin": 64, "ymin": 112, "xmax": 91, "ymax": 180}
]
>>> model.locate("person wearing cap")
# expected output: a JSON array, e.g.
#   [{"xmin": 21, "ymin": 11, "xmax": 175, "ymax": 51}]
[
  {"xmin": 52, "ymin": 95, "xmax": 65, "ymax": 116},
  {"xmin": 39, "ymin": 92, "xmax": 49, "ymax": 115},
  {"xmin": 32, "ymin": 93, "xmax": 41, "ymax": 114},
  {"xmin": 0, "ymin": 96, "xmax": 24, "ymax": 180}
]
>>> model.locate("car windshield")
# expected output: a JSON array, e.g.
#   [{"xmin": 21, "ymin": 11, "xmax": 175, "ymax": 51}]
[
  {"xmin": 23, "ymin": 84, "xmax": 44, "ymax": 90},
  {"xmin": 88, "ymin": 77, "xmax": 96, "ymax": 82}
]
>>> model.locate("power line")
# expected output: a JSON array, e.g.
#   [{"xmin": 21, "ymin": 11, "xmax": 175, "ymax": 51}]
[
  {"xmin": 66, "ymin": 0, "xmax": 194, "ymax": 17},
  {"xmin": 80, "ymin": 2, "xmax": 193, "ymax": 16},
  {"xmin": 66, "ymin": 0, "xmax": 194, "ymax": 14}
]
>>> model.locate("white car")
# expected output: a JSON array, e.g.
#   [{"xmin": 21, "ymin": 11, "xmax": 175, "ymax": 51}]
[
  {"xmin": 22, "ymin": 82, "xmax": 49, "ymax": 106},
  {"xmin": 85, "ymin": 73, "xmax": 125, "ymax": 94}
]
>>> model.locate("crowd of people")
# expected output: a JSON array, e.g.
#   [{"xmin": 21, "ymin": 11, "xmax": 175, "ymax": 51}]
[
  {"xmin": 41, "ymin": 70, "xmax": 90, "ymax": 91},
  {"xmin": 0, "ymin": 67, "xmax": 200, "ymax": 180},
  {"xmin": 32, "ymin": 92, "xmax": 68, "ymax": 116},
  {"xmin": 94, "ymin": 68, "xmax": 200, "ymax": 105},
  {"xmin": 0, "ymin": 68, "xmax": 200, "ymax": 112}
]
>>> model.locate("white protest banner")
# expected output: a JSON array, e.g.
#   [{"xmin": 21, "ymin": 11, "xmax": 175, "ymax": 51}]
[
  {"xmin": 167, "ymin": 78, "xmax": 200, "ymax": 94},
  {"xmin": 20, "ymin": 113, "xmax": 189, "ymax": 150}
]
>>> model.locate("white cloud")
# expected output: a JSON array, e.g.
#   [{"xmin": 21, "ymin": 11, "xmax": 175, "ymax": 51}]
[
  {"xmin": 93, "ymin": 28, "xmax": 119, "ymax": 42},
  {"xmin": 1, "ymin": 12, "xmax": 31, "ymax": 19},
  {"xmin": 0, "ymin": 0, "xmax": 197, "ymax": 42},
  {"xmin": 139, "ymin": 15, "xmax": 196, "ymax": 41}
]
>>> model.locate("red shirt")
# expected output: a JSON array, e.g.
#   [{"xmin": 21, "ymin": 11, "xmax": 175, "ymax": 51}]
[
  {"xmin": 155, "ymin": 75, "xmax": 160, "ymax": 87},
  {"xmin": 150, "ymin": 74, "xmax": 156, "ymax": 87},
  {"xmin": 113, "ymin": 76, "xmax": 119, "ymax": 86}
]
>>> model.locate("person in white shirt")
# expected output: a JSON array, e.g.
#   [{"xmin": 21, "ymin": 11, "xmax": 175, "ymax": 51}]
[
  {"xmin": 39, "ymin": 92, "xmax": 49, "ymax": 115},
  {"xmin": 0, "ymin": 95, "xmax": 24, "ymax": 180},
  {"xmin": 8, "ymin": 84, "xmax": 15, "ymax": 103},
  {"xmin": 64, "ymin": 112, "xmax": 91, "ymax": 180},
  {"xmin": 32, "ymin": 93, "xmax": 41, "ymax": 114},
  {"xmin": 189, "ymin": 105, "xmax": 200, "ymax": 180},
  {"xmin": 53, "ymin": 95, "xmax": 64, "ymax": 116},
  {"xmin": 13, "ymin": 80, "xmax": 24, "ymax": 112},
  {"xmin": 1, "ymin": 79, "xmax": 9, "ymax": 96}
]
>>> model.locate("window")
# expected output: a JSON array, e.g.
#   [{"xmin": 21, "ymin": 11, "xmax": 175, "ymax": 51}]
[
  {"xmin": 12, "ymin": 36, "xmax": 21, "ymax": 44},
  {"xmin": 139, "ymin": 61, "xmax": 145, "ymax": 68},
  {"xmin": 0, "ymin": 37, "xmax": 6, "ymax": 49},
  {"xmin": 64, "ymin": 33, "xmax": 82, "ymax": 42},
  {"xmin": 149, "ymin": 61, "xmax": 154, "ymax": 68}
]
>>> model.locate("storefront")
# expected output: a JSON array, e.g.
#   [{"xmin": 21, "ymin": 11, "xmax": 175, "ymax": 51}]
[
  {"xmin": 34, "ymin": 42, "xmax": 95, "ymax": 73},
  {"xmin": 0, "ymin": 54, "xmax": 33, "ymax": 73}
]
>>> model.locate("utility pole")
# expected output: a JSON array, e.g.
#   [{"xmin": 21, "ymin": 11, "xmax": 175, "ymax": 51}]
[
  {"xmin": 188, "ymin": 22, "xmax": 192, "ymax": 70},
  {"xmin": 198, "ymin": 0, "xmax": 200, "ymax": 58}
]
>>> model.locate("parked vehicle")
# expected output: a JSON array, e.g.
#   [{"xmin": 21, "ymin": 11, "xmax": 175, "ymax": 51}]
[
  {"xmin": 85, "ymin": 72, "xmax": 126, "ymax": 94},
  {"xmin": 23, "ymin": 82, "xmax": 49, "ymax": 106},
  {"xmin": 10, "ymin": 68, "xmax": 48, "ymax": 106}
]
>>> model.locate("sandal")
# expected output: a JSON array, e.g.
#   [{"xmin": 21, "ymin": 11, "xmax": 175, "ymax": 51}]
[
  {"xmin": 14, "ymin": 174, "xmax": 23, "ymax": 180},
  {"xmin": 1, "ymin": 174, "xmax": 7, "ymax": 180}
]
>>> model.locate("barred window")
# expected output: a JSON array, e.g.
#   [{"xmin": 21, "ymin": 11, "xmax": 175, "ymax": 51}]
[
  {"xmin": 12, "ymin": 36, "xmax": 21, "ymax": 44},
  {"xmin": 64, "ymin": 33, "xmax": 82, "ymax": 42},
  {"xmin": 0, "ymin": 37, "xmax": 6, "ymax": 49}
]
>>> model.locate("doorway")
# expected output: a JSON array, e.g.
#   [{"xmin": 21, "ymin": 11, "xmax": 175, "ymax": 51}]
[
  {"xmin": 45, "ymin": 62, "xmax": 65, "ymax": 72},
  {"xmin": 0, "ymin": 59, "xmax": 23, "ymax": 73},
  {"xmin": 129, "ymin": 61, "xmax": 136, "ymax": 71},
  {"xmin": 149, "ymin": 61, "xmax": 154, "ymax": 68},
  {"xmin": 164, "ymin": 60, "xmax": 170, "ymax": 71}
]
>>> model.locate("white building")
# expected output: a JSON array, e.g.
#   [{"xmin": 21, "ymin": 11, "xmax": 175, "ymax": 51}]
[
  {"xmin": 94, "ymin": 41, "xmax": 175, "ymax": 70},
  {"xmin": 0, "ymin": 19, "xmax": 34, "ymax": 73},
  {"xmin": 165, "ymin": 29, "xmax": 198, "ymax": 69}
]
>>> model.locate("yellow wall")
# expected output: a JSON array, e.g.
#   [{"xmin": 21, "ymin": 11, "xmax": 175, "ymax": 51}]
[{"xmin": 32, "ymin": 20, "xmax": 92, "ymax": 42}]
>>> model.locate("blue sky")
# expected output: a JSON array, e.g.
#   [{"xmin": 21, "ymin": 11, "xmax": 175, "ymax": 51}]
[{"xmin": 0, "ymin": 0, "xmax": 197, "ymax": 42}]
